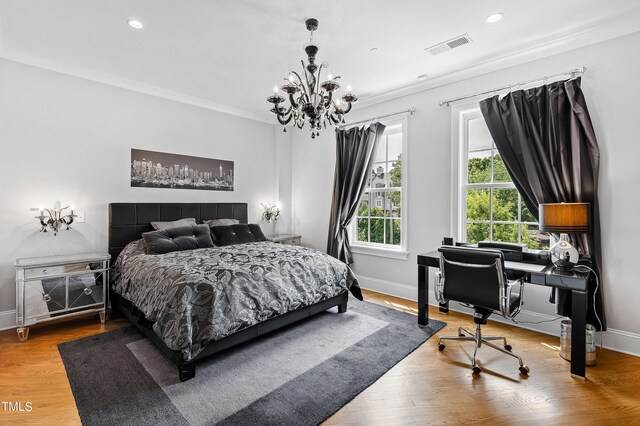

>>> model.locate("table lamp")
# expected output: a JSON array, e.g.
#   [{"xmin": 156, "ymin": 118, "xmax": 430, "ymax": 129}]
[{"xmin": 538, "ymin": 202, "xmax": 590, "ymax": 269}]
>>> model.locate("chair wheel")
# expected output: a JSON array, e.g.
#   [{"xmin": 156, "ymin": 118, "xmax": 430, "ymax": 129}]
[
  {"xmin": 504, "ymin": 344, "xmax": 512, "ymax": 351},
  {"xmin": 458, "ymin": 333, "xmax": 465, "ymax": 337},
  {"xmin": 519, "ymin": 365, "xmax": 530, "ymax": 375},
  {"xmin": 472, "ymin": 366, "xmax": 482, "ymax": 375},
  {"xmin": 438, "ymin": 343, "xmax": 445, "ymax": 351}
]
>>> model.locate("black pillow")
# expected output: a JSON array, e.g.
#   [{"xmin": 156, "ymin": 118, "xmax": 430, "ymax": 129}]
[
  {"xmin": 248, "ymin": 224, "xmax": 268, "ymax": 242},
  {"xmin": 211, "ymin": 224, "xmax": 268, "ymax": 246},
  {"xmin": 142, "ymin": 224, "xmax": 214, "ymax": 255},
  {"xmin": 210, "ymin": 225, "xmax": 240, "ymax": 246}
]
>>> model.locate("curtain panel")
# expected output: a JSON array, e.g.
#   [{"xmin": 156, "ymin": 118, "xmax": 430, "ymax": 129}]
[
  {"xmin": 479, "ymin": 78, "xmax": 605, "ymax": 330},
  {"xmin": 327, "ymin": 122, "xmax": 386, "ymax": 267}
]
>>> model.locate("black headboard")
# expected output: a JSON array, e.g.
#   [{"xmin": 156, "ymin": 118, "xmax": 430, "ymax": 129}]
[{"xmin": 108, "ymin": 203, "xmax": 248, "ymax": 260}]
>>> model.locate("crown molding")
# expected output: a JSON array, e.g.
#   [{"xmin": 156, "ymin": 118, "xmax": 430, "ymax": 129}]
[
  {"xmin": 0, "ymin": 48, "xmax": 274, "ymax": 124},
  {"xmin": 356, "ymin": 11, "xmax": 640, "ymax": 109}
]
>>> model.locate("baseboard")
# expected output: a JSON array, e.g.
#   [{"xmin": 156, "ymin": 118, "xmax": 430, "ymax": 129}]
[
  {"xmin": 0, "ymin": 310, "xmax": 16, "ymax": 331},
  {"xmin": 358, "ymin": 275, "xmax": 640, "ymax": 357},
  {"xmin": 358, "ymin": 275, "xmax": 417, "ymax": 303}
]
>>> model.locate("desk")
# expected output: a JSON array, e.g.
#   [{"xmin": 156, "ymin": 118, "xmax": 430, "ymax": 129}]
[{"xmin": 417, "ymin": 250, "xmax": 590, "ymax": 379}]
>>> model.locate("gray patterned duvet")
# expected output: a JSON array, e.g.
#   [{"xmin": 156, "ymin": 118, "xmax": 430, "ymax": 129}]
[{"xmin": 112, "ymin": 240, "xmax": 360, "ymax": 361}]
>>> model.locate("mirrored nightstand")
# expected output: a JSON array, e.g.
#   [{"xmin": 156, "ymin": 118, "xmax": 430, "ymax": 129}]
[
  {"xmin": 271, "ymin": 234, "xmax": 302, "ymax": 245},
  {"xmin": 15, "ymin": 252, "xmax": 110, "ymax": 342}
]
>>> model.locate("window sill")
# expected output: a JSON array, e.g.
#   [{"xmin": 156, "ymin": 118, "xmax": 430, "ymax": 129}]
[{"xmin": 350, "ymin": 244, "xmax": 409, "ymax": 260}]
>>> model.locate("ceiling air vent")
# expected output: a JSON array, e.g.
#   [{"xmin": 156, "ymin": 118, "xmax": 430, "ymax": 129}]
[{"xmin": 425, "ymin": 34, "xmax": 473, "ymax": 55}]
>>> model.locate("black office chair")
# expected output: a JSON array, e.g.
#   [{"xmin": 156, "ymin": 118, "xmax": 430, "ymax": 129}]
[{"xmin": 435, "ymin": 246, "xmax": 530, "ymax": 376}]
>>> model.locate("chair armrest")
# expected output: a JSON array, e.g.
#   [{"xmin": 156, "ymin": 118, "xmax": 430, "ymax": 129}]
[
  {"xmin": 434, "ymin": 271, "xmax": 447, "ymax": 304},
  {"xmin": 500, "ymin": 278, "xmax": 525, "ymax": 318}
]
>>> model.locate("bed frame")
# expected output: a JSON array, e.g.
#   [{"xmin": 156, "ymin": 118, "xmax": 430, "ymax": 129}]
[{"xmin": 108, "ymin": 202, "xmax": 348, "ymax": 381}]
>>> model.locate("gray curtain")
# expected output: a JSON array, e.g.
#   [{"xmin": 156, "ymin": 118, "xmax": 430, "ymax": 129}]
[
  {"xmin": 479, "ymin": 77, "xmax": 605, "ymax": 330},
  {"xmin": 327, "ymin": 122, "xmax": 386, "ymax": 267}
]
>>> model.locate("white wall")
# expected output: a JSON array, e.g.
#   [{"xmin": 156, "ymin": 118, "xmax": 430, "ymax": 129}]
[
  {"xmin": 291, "ymin": 32, "xmax": 640, "ymax": 355},
  {"xmin": 0, "ymin": 59, "xmax": 277, "ymax": 325}
]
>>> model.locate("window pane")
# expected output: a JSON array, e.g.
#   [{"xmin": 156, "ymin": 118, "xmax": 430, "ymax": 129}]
[
  {"xmin": 357, "ymin": 218, "xmax": 369, "ymax": 243},
  {"xmin": 358, "ymin": 196, "xmax": 370, "ymax": 217},
  {"xmin": 468, "ymin": 118, "xmax": 493, "ymax": 151},
  {"xmin": 388, "ymin": 155, "xmax": 402, "ymax": 188},
  {"xmin": 385, "ymin": 219, "xmax": 401, "ymax": 245},
  {"xmin": 522, "ymin": 224, "xmax": 550, "ymax": 250},
  {"xmin": 370, "ymin": 163, "xmax": 387, "ymax": 188},
  {"xmin": 521, "ymin": 202, "xmax": 537, "ymax": 223},
  {"xmin": 370, "ymin": 218, "xmax": 385, "ymax": 243},
  {"xmin": 387, "ymin": 133, "xmax": 402, "ymax": 163},
  {"xmin": 492, "ymin": 188, "xmax": 518, "ymax": 221},
  {"xmin": 468, "ymin": 150, "xmax": 492, "ymax": 183},
  {"xmin": 493, "ymin": 153, "xmax": 511, "ymax": 183},
  {"xmin": 467, "ymin": 222, "xmax": 490, "ymax": 244},
  {"xmin": 386, "ymin": 190, "xmax": 401, "ymax": 217},
  {"xmin": 492, "ymin": 223, "xmax": 519, "ymax": 244},
  {"xmin": 466, "ymin": 188, "xmax": 490, "ymax": 221}
]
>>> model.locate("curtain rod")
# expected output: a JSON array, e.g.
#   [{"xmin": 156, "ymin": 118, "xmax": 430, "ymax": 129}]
[
  {"xmin": 340, "ymin": 107, "xmax": 416, "ymax": 128},
  {"xmin": 438, "ymin": 66, "xmax": 586, "ymax": 107}
]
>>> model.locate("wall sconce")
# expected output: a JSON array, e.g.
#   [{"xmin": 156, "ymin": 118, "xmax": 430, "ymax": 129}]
[
  {"xmin": 261, "ymin": 203, "xmax": 281, "ymax": 223},
  {"xmin": 32, "ymin": 205, "xmax": 77, "ymax": 236}
]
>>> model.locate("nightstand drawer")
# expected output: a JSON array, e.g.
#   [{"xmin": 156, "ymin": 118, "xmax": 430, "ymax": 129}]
[
  {"xmin": 24, "ymin": 262, "xmax": 95, "ymax": 280},
  {"xmin": 281, "ymin": 237, "xmax": 301, "ymax": 245}
]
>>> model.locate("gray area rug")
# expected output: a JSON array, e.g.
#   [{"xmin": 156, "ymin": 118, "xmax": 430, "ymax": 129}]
[{"xmin": 59, "ymin": 299, "xmax": 445, "ymax": 426}]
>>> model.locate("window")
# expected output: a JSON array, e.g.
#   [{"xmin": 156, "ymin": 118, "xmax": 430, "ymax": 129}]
[
  {"xmin": 352, "ymin": 121, "xmax": 406, "ymax": 250},
  {"xmin": 458, "ymin": 109, "xmax": 549, "ymax": 249}
]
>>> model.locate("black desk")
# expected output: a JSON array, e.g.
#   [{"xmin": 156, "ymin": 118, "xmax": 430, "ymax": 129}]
[{"xmin": 417, "ymin": 250, "xmax": 590, "ymax": 379}]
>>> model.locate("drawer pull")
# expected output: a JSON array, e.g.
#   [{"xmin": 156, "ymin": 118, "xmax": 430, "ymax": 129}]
[
  {"xmin": 42, "ymin": 269, "xmax": 48, "ymax": 275},
  {"xmin": 43, "ymin": 294, "xmax": 52, "ymax": 302},
  {"xmin": 85, "ymin": 265, "xmax": 91, "ymax": 270},
  {"xmin": 84, "ymin": 288, "xmax": 93, "ymax": 295}
]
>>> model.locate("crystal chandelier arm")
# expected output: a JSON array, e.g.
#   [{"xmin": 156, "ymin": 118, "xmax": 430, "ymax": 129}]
[
  {"xmin": 316, "ymin": 63, "xmax": 325, "ymax": 94},
  {"xmin": 289, "ymin": 71, "xmax": 308, "ymax": 97},
  {"xmin": 277, "ymin": 113, "xmax": 293, "ymax": 126},
  {"xmin": 324, "ymin": 91, "xmax": 333, "ymax": 107},
  {"xmin": 289, "ymin": 94, "xmax": 299, "ymax": 109}
]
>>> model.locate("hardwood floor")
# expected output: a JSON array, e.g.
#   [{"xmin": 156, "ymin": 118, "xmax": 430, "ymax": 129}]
[{"xmin": 1, "ymin": 290, "xmax": 639, "ymax": 425}]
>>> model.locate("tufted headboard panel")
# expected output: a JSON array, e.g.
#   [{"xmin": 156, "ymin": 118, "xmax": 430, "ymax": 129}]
[{"xmin": 108, "ymin": 202, "xmax": 248, "ymax": 260}]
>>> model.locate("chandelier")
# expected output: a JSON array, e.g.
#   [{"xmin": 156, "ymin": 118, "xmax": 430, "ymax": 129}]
[{"xmin": 267, "ymin": 18, "xmax": 357, "ymax": 139}]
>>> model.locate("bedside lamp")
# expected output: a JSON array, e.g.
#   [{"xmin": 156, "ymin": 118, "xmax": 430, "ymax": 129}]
[{"xmin": 539, "ymin": 202, "xmax": 590, "ymax": 269}]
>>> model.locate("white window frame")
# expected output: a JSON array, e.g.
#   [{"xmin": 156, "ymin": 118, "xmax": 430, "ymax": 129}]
[
  {"xmin": 452, "ymin": 105, "xmax": 539, "ymax": 246},
  {"xmin": 350, "ymin": 117, "xmax": 408, "ymax": 260}
]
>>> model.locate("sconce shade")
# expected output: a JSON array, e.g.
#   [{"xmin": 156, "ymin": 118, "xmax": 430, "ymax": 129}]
[{"xmin": 539, "ymin": 203, "xmax": 590, "ymax": 233}]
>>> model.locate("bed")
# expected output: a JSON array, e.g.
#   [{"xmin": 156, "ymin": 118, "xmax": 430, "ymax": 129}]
[{"xmin": 108, "ymin": 202, "xmax": 360, "ymax": 381}]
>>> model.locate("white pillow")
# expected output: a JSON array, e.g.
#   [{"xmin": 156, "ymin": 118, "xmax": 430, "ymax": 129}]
[
  {"xmin": 205, "ymin": 218, "xmax": 239, "ymax": 227},
  {"xmin": 150, "ymin": 217, "xmax": 197, "ymax": 231}
]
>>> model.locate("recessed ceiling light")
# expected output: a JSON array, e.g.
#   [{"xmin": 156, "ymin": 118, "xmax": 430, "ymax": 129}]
[
  {"xmin": 486, "ymin": 13, "xmax": 504, "ymax": 23},
  {"xmin": 417, "ymin": 74, "xmax": 428, "ymax": 80},
  {"xmin": 127, "ymin": 20, "xmax": 144, "ymax": 29},
  {"xmin": 370, "ymin": 47, "xmax": 378, "ymax": 53}
]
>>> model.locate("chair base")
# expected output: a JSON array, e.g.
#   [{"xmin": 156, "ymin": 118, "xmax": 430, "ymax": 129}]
[{"xmin": 438, "ymin": 325, "xmax": 529, "ymax": 376}]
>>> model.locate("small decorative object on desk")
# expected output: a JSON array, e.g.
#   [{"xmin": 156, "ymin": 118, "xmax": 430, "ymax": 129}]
[
  {"xmin": 261, "ymin": 203, "xmax": 280, "ymax": 223},
  {"xmin": 32, "ymin": 204, "xmax": 77, "ymax": 236}
]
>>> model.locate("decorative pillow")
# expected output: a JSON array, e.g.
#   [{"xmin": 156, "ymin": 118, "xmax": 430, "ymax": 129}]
[
  {"xmin": 142, "ymin": 224, "xmax": 214, "ymax": 255},
  {"xmin": 248, "ymin": 224, "xmax": 268, "ymax": 242},
  {"xmin": 210, "ymin": 224, "xmax": 268, "ymax": 246},
  {"xmin": 205, "ymin": 218, "xmax": 239, "ymax": 227},
  {"xmin": 210, "ymin": 225, "xmax": 240, "ymax": 246},
  {"xmin": 150, "ymin": 217, "xmax": 196, "ymax": 231}
]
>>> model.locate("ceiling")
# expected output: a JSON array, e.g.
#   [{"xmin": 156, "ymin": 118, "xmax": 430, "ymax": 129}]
[{"xmin": 2, "ymin": 0, "xmax": 640, "ymax": 122}]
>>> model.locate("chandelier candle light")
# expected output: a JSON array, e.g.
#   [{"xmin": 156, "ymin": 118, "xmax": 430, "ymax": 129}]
[
  {"xmin": 267, "ymin": 18, "xmax": 358, "ymax": 138},
  {"xmin": 32, "ymin": 205, "xmax": 77, "ymax": 236}
]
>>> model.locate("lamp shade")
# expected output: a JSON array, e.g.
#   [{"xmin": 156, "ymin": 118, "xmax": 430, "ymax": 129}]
[{"xmin": 539, "ymin": 203, "xmax": 590, "ymax": 233}]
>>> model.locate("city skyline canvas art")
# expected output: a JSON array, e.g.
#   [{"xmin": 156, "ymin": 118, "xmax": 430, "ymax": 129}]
[{"xmin": 130, "ymin": 149, "xmax": 234, "ymax": 191}]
